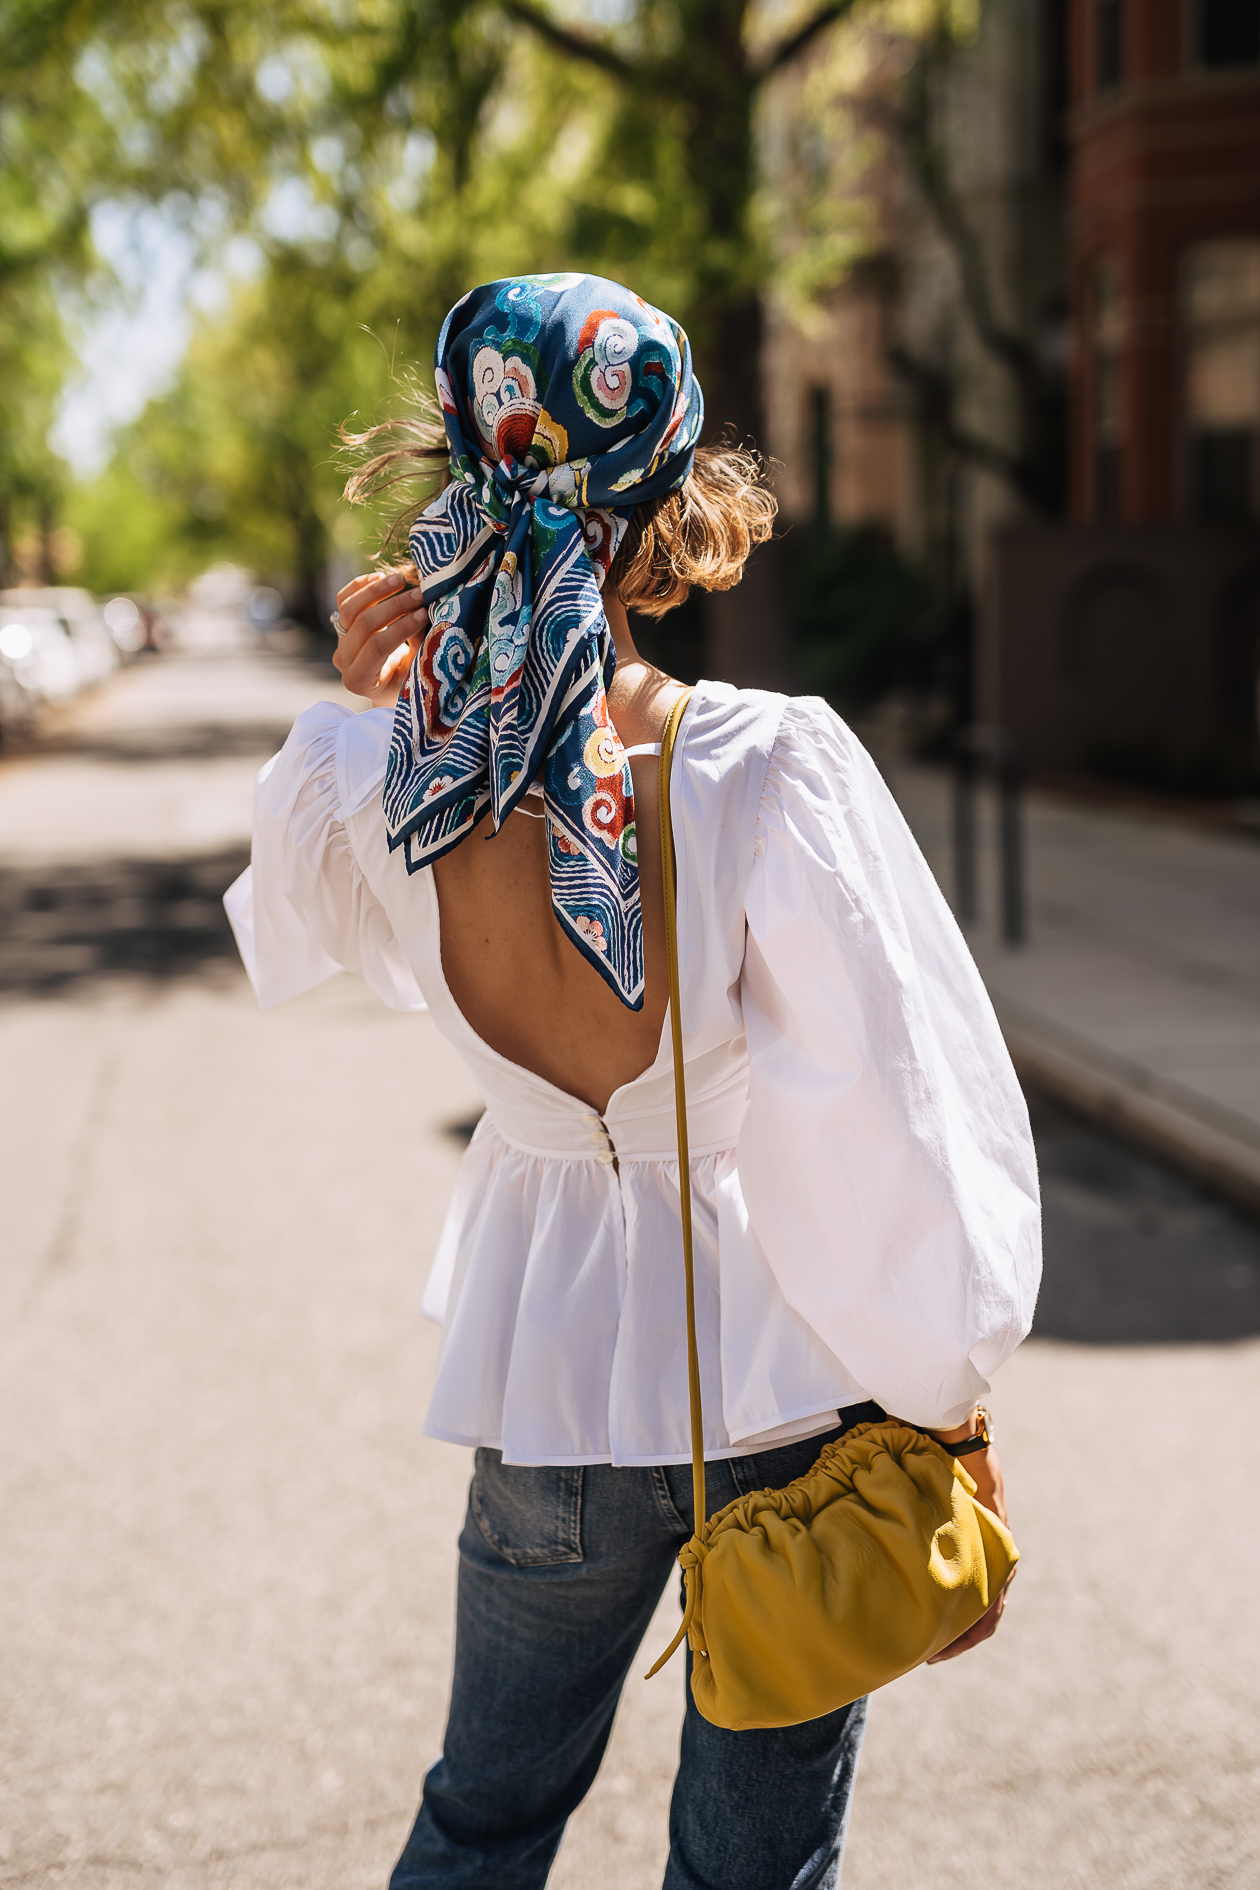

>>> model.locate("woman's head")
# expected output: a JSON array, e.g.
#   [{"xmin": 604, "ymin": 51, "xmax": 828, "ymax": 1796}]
[
  {"xmin": 344, "ymin": 272, "xmax": 775, "ymax": 612},
  {"xmin": 365, "ymin": 274, "xmax": 777, "ymax": 1008}
]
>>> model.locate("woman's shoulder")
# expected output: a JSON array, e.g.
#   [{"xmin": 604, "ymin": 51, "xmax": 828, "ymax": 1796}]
[
  {"xmin": 684, "ymin": 682, "xmax": 859, "ymax": 805},
  {"xmin": 687, "ymin": 681, "xmax": 851, "ymax": 748},
  {"xmin": 682, "ymin": 679, "xmax": 785, "ymax": 776},
  {"xmin": 674, "ymin": 681, "xmax": 787, "ymax": 844}
]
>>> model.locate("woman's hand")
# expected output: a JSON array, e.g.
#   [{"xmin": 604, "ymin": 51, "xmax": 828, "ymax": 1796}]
[
  {"xmin": 926, "ymin": 1441, "xmax": 1016, "ymax": 1665},
  {"xmin": 333, "ymin": 569, "xmax": 428, "ymax": 705}
]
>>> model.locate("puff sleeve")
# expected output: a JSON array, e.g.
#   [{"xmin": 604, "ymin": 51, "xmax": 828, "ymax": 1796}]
[
  {"xmin": 224, "ymin": 703, "xmax": 424, "ymax": 1014},
  {"xmin": 737, "ymin": 697, "xmax": 1041, "ymax": 1429}
]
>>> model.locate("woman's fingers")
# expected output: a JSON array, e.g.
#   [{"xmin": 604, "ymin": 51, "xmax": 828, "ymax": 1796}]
[
  {"xmin": 336, "ymin": 567, "xmax": 408, "ymax": 615},
  {"xmin": 337, "ymin": 570, "xmax": 419, "ymax": 642},
  {"xmin": 335, "ymin": 569, "xmax": 418, "ymax": 653},
  {"xmin": 925, "ymin": 1569, "xmax": 1016, "ymax": 1665},
  {"xmin": 335, "ymin": 592, "xmax": 418, "ymax": 673},
  {"xmin": 337, "ymin": 608, "xmax": 427, "ymax": 700},
  {"xmin": 333, "ymin": 568, "xmax": 428, "ymax": 701}
]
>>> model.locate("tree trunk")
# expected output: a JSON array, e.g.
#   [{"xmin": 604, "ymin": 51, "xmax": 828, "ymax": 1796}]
[
  {"xmin": 38, "ymin": 492, "xmax": 56, "ymax": 585},
  {"xmin": 693, "ymin": 285, "xmax": 764, "ymax": 453},
  {"xmin": 665, "ymin": 5, "xmax": 792, "ymax": 687},
  {"xmin": 277, "ymin": 445, "xmax": 330, "ymax": 635},
  {"xmin": 291, "ymin": 511, "xmax": 328, "ymax": 635}
]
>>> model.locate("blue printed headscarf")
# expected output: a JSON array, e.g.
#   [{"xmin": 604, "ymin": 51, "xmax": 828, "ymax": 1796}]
[{"xmin": 382, "ymin": 272, "xmax": 704, "ymax": 1011}]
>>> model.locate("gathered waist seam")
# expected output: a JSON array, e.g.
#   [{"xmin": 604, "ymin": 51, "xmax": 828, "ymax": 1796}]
[{"xmin": 482, "ymin": 1116, "xmax": 738, "ymax": 1165}]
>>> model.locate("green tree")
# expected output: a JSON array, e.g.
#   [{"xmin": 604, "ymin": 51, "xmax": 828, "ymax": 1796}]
[
  {"xmin": 0, "ymin": 0, "xmax": 108, "ymax": 574},
  {"xmin": 70, "ymin": 252, "xmax": 403, "ymax": 610},
  {"xmin": 26, "ymin": 2, "xmax": 886, "ymax": 666},
  {"xmin": 343, "ymin": 0, "xmax": 866, "ymax": 446}
]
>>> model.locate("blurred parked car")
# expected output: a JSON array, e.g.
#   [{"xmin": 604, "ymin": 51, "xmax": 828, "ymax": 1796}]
[
  {"xmin": 103, "ymin": 594, "xmax": 168, "ymax": 654},
  {"xmin": 0, "ymin": 605, "xmax": 80, "ymax": 729},
  {"xmin": 0, "ymin": 587, "xmax": 119, "ymax": 690},
  {"xmin": 102, "ymin": 595, "xmax": 143, "ymax": 654},
  {"xmin": 0, "ymin": 631, "xmax": 26, "ymax": 736}
]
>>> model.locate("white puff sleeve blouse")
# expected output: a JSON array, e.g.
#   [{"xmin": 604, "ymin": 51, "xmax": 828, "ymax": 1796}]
[
  {"xmin": 740, "ymin": 699, "xmax": 1041, "ymax": 1426},
  {"xmin": 226, "ymin": 683, "xmax": 1040, "ymax": 1463}
]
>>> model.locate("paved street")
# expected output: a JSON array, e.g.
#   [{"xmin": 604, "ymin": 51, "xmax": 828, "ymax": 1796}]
[{"xmin": 2, "ymin": 634, "xmax": 1258, "ymax": 1889}]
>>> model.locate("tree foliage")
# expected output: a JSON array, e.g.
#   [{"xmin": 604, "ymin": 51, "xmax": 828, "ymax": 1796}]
[
  {"xmin": 20, "ymin": 0, "xmax": 1041, "ymax": 661},
  {"xmin": 50, "ymin": 2, "xmax": 883, "ymax": 612}
]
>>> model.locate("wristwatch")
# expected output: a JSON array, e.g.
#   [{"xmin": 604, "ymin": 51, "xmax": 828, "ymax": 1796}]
[{"xmin": 941, "ymin": 1405, "xmax": 993, "ymax": 1458}]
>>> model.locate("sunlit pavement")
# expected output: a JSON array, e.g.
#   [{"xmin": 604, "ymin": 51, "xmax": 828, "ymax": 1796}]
[{"xmin": 1, "ymin": 633, "xmax": 1257, "ymax": 1889}]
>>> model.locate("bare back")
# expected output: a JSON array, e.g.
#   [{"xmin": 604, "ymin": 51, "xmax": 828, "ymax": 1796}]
[{"xmin": 431, "ymin": 664, "xmax": 688, "ymax": 1113}]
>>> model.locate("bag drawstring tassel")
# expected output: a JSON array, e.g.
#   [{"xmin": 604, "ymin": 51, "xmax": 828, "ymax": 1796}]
[{"xmin": 645, "ymin": 1535, "xmax": 707, "ymax": 1678}]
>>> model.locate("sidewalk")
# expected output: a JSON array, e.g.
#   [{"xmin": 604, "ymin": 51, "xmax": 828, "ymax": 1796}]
[{"xmin": 886, "ymin": 761, "xmax": 1260, "ymax": 1218}]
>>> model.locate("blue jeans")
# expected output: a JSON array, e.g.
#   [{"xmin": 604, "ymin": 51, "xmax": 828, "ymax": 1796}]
[{"xmin": 390, "ymin": 1407, "xmax": 881, "ymax": 1889}]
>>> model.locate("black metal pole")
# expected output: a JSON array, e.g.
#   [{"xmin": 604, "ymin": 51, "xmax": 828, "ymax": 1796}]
[
  {"xmin": 952, "ymin": 730, "xmax": 977, "ymax": 923},
  {"xmin": 997, "ymin": 735, "xmax": 1025, "ymax": 946}
]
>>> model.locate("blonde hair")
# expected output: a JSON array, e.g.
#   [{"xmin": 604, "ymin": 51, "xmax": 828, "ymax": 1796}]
[
  {"xmin": 341, "ymin": 386, "xmax": 777, "ymax": 610},
  {"xmin": 609, "ymin": 445, "xmax": 776, "ymax": 619}
]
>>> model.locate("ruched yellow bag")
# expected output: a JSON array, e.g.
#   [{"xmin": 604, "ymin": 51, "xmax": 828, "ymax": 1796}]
[{"xmin": 648, "ymin": 694, "xmax": 1019, "ymax": 1731}]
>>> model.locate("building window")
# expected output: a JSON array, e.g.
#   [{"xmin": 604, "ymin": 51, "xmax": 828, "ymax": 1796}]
[
  {"xmin": 1091, "ymin": 259, "xmax": 1124, "ymax": 519},
  {"xmin": 1096, "ymin": 0, "xmax": 1123, "ymax": 88},
  {"xmin": 1197, "ymin": 0, "xmax": 1260, "ymax": 68},
  {"xmin": 1183, "ymin": 240, "xmax": 1260, "ymax": 523}
]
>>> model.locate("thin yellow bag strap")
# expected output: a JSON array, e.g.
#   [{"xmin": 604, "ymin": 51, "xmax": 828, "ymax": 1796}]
[{"xmin": 645, "ymin": 688, "xmax": 704, "ymax": 1683}]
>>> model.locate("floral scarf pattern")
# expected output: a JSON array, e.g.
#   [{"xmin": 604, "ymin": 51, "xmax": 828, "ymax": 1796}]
[{"xmin": 382, "ymin": 273, "xmax": 703, "ymax": 1010}]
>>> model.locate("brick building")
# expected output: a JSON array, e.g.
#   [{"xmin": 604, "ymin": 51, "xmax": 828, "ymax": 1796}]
[
  {"xmin": 1071, "ymin": 0, "xmax": 1260, "ymax": 523},
  {"xmin": 983, "ymin": 0, "xmax": 1260, "ymax": 777},
  {"xmin": 758, "ymin": 1, "xmax": 1259, "ymax": 776}
]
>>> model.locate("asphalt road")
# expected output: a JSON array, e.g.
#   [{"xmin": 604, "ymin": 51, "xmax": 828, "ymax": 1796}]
[{"xmin": 2, "ymin": 634, "xmax": 1257, "ymax": 1889}]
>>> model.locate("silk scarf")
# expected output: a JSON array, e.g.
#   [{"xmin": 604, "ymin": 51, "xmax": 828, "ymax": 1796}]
[{"xmin": 382, "ymin": 273, "xmax": 703, "ymax": 1010}]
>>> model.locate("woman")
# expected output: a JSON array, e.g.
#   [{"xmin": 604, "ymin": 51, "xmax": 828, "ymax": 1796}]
[{"xmin": 226, "ymin": 272, "xmax": 1040, "ymax": 1889}]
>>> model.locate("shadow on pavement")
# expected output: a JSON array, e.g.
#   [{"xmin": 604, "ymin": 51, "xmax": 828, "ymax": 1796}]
[
  {"xmin": 1029, "ymin": 1087, "xmax": 1260, "ymax": 1344},
  {"xmin": 0, "ymin": 848, "xmax": 251, "ymax": 995},
  {"xmin": 444, "ymin": 1113, "xmax": 485, "ymax": 1146},
  {"xmin": 27, "ymin": 722, "xmax": 304, "ymax": 765}
]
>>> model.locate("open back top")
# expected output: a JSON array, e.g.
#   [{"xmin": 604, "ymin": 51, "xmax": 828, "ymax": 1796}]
[{"xmin": 225, "ymin": 681, "xmax": 1041, "ymax": 1467}]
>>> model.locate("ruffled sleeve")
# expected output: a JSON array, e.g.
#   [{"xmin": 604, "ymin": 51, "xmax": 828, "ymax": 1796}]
[
  {"xmin": 738, "ymin": 697, "xmax": 1041, "ymax": 1430},
  {"xmin": 224, "ymin": 703, "xmax": 424, "ymax": 1014}
]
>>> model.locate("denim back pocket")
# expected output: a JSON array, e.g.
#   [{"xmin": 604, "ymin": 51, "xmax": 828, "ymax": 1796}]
[{"xmin": 470, "ymin": 1449, "xmax": 584, "ymax": 1567}]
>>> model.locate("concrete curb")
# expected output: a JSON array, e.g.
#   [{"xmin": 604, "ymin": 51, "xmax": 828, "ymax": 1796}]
[{"xmin": 999, "ymin": 1009, "xmax": 1260, "ymax": 1222}]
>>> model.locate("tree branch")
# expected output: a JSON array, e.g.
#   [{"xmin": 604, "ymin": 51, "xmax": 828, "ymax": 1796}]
[
  {"xmin": 755, "ymin": 0, "xmax": 860, "ymax": 82},
  {"xmin": 500, "ymin": 0, "xmax": 642, "ymax": 81},
  {"xmin": 882, "ymin": 61, "xmax": 1039, "ymax": 387}
]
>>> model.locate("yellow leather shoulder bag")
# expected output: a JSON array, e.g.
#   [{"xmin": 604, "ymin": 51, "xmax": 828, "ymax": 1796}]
[{"xmin": 646, "ymin": 690, "xmax": 1019, "ymax": 1732}]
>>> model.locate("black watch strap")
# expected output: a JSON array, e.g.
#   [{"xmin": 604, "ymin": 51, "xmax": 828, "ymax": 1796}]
[{"xmin": 942, "ymin": 1407, "xmax": 993, "ymax": 1457}]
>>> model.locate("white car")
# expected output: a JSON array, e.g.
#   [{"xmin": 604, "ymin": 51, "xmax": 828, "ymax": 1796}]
[
  {"xmin": 0, "ymin": 587, "xmax": 119, "ymax": 689},
  {"xmin": 0, "ymin": 606, "xmax": 80, "ymax": 716},
  {"xmin": 0, "ymin": 635, "xmax": 25, "ymax": 737}
]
